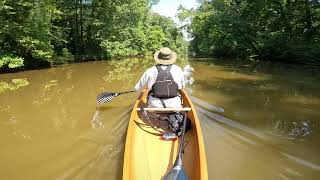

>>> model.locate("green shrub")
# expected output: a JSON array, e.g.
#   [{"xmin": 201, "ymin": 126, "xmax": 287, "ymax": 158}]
[{"xmin": 0, "ymin": 56, "xmax": 24, "ymax": 69}]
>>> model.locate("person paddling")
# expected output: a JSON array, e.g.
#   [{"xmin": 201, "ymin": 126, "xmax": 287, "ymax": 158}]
[
  {"xmin": 134, "ymin": 47, "xmax": 185, "ymax": 108},
  {"xmin": 134, "ymin": 47, "xmax": 190, "ymax": 136}
]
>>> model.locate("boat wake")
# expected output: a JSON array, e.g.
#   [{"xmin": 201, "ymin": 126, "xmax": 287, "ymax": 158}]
[
  {"xmin": 90, "ymin": 106, "xmax": 105, "ymax": 129},
  {"xmin": 55, "ymin": 106, "xmax": 132, "ymax": 180},
  {"xmin": 191, "ymin": 96, "xmax": 320, "ymax": 179}
]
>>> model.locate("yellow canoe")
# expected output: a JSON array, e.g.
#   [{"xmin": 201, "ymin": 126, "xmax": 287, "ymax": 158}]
[{"xmin": 123, "ymin": 89, "xmax": 208, "ymax": 180}]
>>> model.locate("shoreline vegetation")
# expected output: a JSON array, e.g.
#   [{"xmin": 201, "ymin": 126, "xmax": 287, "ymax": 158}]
[
  {"xmin": 0, "ymin": 0, "xmax": 187, "ymax": 73},
  {"xmin": 1, "ymin": 0, "xmax": 320, "ymax": 74},
  {"xmin": 178, "ymin": 0, "xmax": 320, "ymax": 66}
]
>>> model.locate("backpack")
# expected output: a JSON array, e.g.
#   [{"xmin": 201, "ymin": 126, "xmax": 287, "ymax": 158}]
[{"xmin": 151, "ymin": 65, "xmax": 179, "ymax": 98}]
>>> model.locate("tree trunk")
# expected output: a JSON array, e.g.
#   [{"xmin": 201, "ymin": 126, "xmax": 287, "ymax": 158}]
[
  {"xmin": 75, "ymin": 0, "xmax": 79, "ymax": 54},
  {"xmin": 80, "ymin": 0, "xmax": 84, "ymax": 52},
  {"xmin": 304, "ymin": 0, "xmax": 312, "ymax": 29},
  {"xmin": 304, "ymin": 0, "xmax": 313, "ymax": 40}
]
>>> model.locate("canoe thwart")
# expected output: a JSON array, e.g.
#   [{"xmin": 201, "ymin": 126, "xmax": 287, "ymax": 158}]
[{"xmin": 136, "ymin": 107, "xmax": 191, "ymax": 112}]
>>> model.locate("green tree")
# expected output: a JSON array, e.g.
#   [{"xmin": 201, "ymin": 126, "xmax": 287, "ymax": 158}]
[
  {"xmin": 180, "ymin": 0, "xmax": 320, "ymax": 64},
  {"xmin": 1, "ymin": 0, "xmax": 187, "ymax": 71}
]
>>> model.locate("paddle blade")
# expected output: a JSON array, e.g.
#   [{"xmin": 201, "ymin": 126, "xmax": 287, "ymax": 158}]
[
  {"xmin": 163, "ymin": 166, "xmax": 188, "ymax": 180},
  {"xmin": 96, "ymin": 92, "xmax": 118, "ymax": 104},
  {"xmin": 163, "ymin": 155, "xmax": 188, "ymax": 180}
]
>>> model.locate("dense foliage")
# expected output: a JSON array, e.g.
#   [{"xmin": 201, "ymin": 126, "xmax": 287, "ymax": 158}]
[
  {"xmin": 0, "ymin": 0, "xmax": 187, "ymax": 70},
  {"xmin": 179, "ymin": 0, "xmax": 320, "ymax": 65}
]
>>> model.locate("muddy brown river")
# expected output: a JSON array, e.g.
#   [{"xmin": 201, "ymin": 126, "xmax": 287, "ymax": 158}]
[{"xmin": 0, "ymin": 58, "xmax": 319, "ymax": 180}]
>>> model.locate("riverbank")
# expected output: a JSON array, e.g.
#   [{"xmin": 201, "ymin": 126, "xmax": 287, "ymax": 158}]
[{"xmin": 2, "ymin": 53, "xmax": 320, "ymax": 75}]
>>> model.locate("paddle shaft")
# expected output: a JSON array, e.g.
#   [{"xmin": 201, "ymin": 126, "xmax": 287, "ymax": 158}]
[
  {"xmin": 118, "ymin": 90, "xmax": 135, "ymax": 95},
  {"xmin": 178, "ymin": 112, "xmax": 188, "ymax": 156},
  {"xmin": 162, "ymin": 111, "xmax": 189, "ymax": 180},
  {"xmin": 171, "ymin": 112, "xmax": 188, "ymax": 168}
]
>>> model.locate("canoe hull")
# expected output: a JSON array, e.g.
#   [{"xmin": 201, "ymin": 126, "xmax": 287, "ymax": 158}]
[{"xmin": 123, "ymin": 89, "xmax": 208, "ymax": 180}]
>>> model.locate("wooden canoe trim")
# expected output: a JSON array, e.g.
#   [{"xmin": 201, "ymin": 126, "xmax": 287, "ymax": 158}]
[{"xmin": 136, "ymin": 107, "xmax": 191, "ymax": 112}]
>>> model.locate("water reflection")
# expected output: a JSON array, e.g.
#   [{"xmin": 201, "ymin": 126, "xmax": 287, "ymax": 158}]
[
  {"xmin": 102, "ymin": 58, "xmax": 154, "ymax": 90},
  {"xmin": 102, "ymin": 57, "xmax": 191, "ymax": 91},
  {"xmin": 32, "ymin": 80, "xmax": 59, "ymax": 105},
  {"xmin": 0, "ymin": 78, "xmax": 29, "ymax": 94}
]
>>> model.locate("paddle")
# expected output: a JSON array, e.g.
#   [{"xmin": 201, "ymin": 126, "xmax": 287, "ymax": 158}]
[
  {"xmin": 96, "ymin": 90, "xmax": 135, "ymax": 104},
  {"xmin": 163, "ymin": 112, "xmax": 188, "ymax": 180}
]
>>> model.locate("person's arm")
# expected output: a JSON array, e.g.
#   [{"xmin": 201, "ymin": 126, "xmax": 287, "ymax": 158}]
[{"xmin": 134, "ymin": 70, "xmax": 148, "ymax": 91}]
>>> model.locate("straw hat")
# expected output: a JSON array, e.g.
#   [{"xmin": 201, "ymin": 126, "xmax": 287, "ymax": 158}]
[{"xmin": 154, "ymin": 47, "xmax": 177, "ymax": 65}]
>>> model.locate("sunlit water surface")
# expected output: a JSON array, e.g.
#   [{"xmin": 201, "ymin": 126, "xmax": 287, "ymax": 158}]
[{"xmin": 0, "ymin": 58, "xmax": 319, "ymax": 180}]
